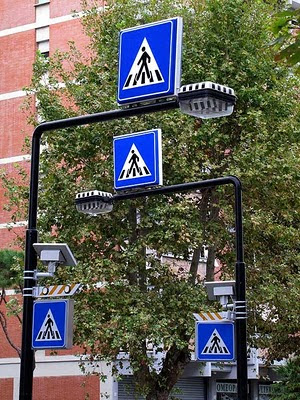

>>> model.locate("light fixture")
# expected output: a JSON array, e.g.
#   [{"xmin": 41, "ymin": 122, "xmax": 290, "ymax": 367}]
[
  {"xmin": 178, "ymin": 81, "xmax": 236, "ymax": 119},
  {"xmin": 75, "ymin": 190, "xmax": 113, "ymax": 215}
]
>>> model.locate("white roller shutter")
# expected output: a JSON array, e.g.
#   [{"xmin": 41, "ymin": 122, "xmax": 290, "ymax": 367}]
[
  {"xmin": 118, "ymin": 376, "xmax": 206, "ymax": 399},
  {"xmin": 173, "ymin": 377, "xmax": 206, "ymax": 399},
  {"xmin": 118, "ymin": 376, "xmax": 144, "ymax": 400}
]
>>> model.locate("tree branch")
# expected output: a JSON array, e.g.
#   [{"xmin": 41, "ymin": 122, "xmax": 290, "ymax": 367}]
[
  {"xmin": 189, "ymin": 247, "xmax": 202, "ymax": 285},
  {"xmin": 0, "ymin": 310, "xmax": 21, "ymax": 358},
  {"xmin": 206, "ymin": 244, "xmax": 217, "ymax": 281},
  {"xmin": 127, "ymin": 205, "xmax": 138, "ymax": 285}
]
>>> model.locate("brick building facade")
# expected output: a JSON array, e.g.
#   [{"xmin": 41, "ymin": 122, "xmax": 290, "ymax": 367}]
[{"xmin": 0, "ymin": 1, "xmax": 103, "ymax": 398}]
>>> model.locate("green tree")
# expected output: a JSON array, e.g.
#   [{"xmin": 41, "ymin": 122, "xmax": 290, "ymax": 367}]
[
  {"xmin": 271, "ymin": 357, "xmax": 300, "ymax": 400},
  {"xmin": 3, "ymin": 0, "xmax": 300, "ymax": 398},
  {"xmin": 0, "ymin": 249, "xmax": 22, "ymax": 290},
  {"xmin": 0, "ymin": 249, "xmax": 23, "ymax": 357},
  {"xmin": 270, "ymin": 7, "xmax": 300, "ymax": 74}
]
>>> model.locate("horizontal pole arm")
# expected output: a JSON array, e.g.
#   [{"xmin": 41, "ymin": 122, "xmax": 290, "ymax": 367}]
[
  {"xmin": 33, "ymin": 100, "xmax": 179, "ymax": 139},
  {"xmin": 113, "ymin": 176, "xmax": 241, "ymax": 201}
]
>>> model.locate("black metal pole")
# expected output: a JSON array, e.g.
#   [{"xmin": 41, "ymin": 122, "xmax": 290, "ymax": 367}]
[
  {"xmin": 233, "ymin": 182, "xmax": 248, "ymax": 400},
  {"xmin": 19, "ymin": 100, "xmax": 179, "ymax": 400},
  {"xmin": 113, "ymin": 176, "xmax": 248, "ymax": 399}
]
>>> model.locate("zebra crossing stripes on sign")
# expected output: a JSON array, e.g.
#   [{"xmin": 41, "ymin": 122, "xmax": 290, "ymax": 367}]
[
  {"xmin": 114, "ymin": 129, "xmax": 162, "ymax": 191},
  {"xmin": 35, "ymin": 309, "xmax": 62, "ymax": 341},
  {"xmin": 118, "ymin": 144, "xmax": 151, "ymax": 180},
  {"xmin": 117, "ymin": 17, "xmax": 183, "ymax": 105},
  {"xmin": 196, "ymin": 322, "xmax": 235, "ymax": 361},
  {"xmin": 32, "ymin": 299, "xmax": 74, "ymax": 349},
  {"xmin": 123, "ymin": 38, "xmax": 164, "ymax": 89},
  {"xmin": 201, "ymin": 329, "xmax": 230, "ymax": 354}
]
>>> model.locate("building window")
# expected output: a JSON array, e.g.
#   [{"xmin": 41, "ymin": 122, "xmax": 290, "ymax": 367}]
[
  {"xmin": 35, "ymin": 0, "xmax": 50, "ymax": 4},
  {"xmin": 37, "ymin": 40, "xmax": 49, "ymax": 58}
]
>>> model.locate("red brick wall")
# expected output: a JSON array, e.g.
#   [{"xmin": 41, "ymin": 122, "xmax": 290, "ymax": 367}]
[
  {"xmin": 45, "ymin": 345, "xmax": 86, "ymax": 357},
  {"xmin": 50, "ymin": 19, "xmax": 90, "ymax": 56},
  {"xmin": 33, "ymin": 375, "xmax": 100, "ymax": 400},
  {"xmin": 0, "ymin": 31, "xmax": 36, "ymax": 94},
  {"xmin": 0, "ymin": 158, "xmax": 29, "ymax": 249},
  {"xmin": 50, "ymin": 0, "xmax": 83, "ymax": 19},
  {"xmin": 0, "ymin": 98, "xmax": 34, "ymax": 158},
  {"xmin": 0, "ymin": 378, "xmax": 14, "ymax": 400},
  {"xmin": 0, "ymin": 0, "xmax": 35, "ymax": 31},
  {"xmin": 0, "ymin": 295, "xmax": 22, "ymax": 359},
  {"xmin": 1, "ymin": 5, "xmax": 102, "ymax": 399},
  {"xmin": 0, "ymin": 227, "xmax": 25, "ymax": 249}
]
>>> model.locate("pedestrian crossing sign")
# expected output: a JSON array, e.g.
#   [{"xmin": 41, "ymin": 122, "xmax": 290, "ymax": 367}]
[
  {"xmin": 32, "ymin": 299, "xmax": 74, "ymax": 349},
  {"xmin": 117, "ymin": 17, "xmax": 183, "ymax": 105},
  {"xmin": 113, "ymin": 129, "xmax": 162, "ymax": 191},
  {"xmin": 196, "ymin": 321, "xmax": 235, "ymax": 361}
]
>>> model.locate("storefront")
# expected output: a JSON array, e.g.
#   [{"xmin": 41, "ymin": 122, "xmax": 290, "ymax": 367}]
[{"xmin": 215, "ymin": 381, "xmax": 274, "ymax": 400}]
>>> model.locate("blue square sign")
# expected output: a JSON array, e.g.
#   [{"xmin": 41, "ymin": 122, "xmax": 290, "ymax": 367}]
[
  {"xmin": 114, "ymin": 129, "xmax": 162, "ymax": 191},
  {"xmin": 32, "ymin": 299, "xmax": 74, "ymax": 349},
  {"xmin": 196, "ymin": 322, "xmax": 235, "ymax": 361},
  {"xmin": 117, "ymin": 17, "xmax": 183, "ymax": 105}
]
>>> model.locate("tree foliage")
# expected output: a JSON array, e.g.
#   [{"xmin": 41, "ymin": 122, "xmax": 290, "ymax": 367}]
[
  {"xmin": 3, "ymin": 0, "xmax": 300, "ymax": 398},
  {"xmin": 0, "ymin": 249, "xmax": 23, "ymax": 290},
  {"xmin": 270, "ymin": 7, "xmax": 300, "ymax": 75},
  {"xmin": 271, "ymin": 357, "xmax": 300, "ymax": 400},
  {"xmin": 0, "ymin": 249, "xmax": 23, "ymax": 358}
]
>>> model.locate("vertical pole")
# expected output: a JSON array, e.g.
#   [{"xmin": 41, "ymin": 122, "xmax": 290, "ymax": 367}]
[
  {"xmin": 234, "ymin": 181, "xmax": 248, "ymax": 400},
  {"xmin": 19, "ymin": 131, "xmax": 41, "ymax": 400},
  {"xmin": 19, "ymin": 230, "xmax": 37, "ymax": 400}
]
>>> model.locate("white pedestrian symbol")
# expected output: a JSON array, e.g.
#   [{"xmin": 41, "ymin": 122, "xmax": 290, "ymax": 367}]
[
  {"xmin": 201, "ymin": 329, "xmax": 230, "ymax": 354},
  {"xmin": 118, "ymin": 144, "xmax": 151, "ymax": 180},
  {"xmin": 36, "ymin": 309, "xmax": 62, "ymax": 341},
  {"xmin": 123, "ymin": 38, "xmax": 164, "ymax": 89}
]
